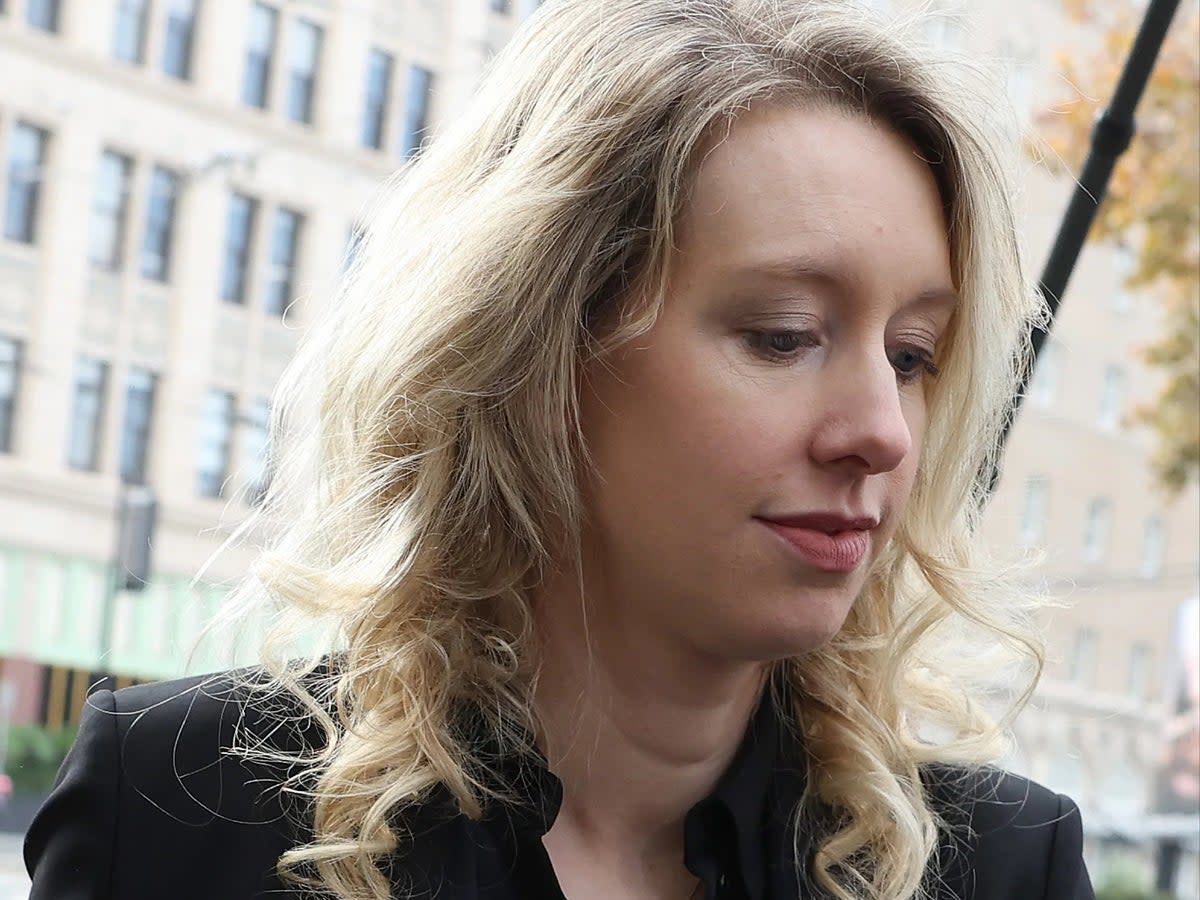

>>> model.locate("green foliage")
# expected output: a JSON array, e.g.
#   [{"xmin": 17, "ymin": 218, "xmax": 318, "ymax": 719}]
[
  {"xmin": 4, "ymin": 724, "xmax": 77, "ymax": 793},
  {"xmin": 1095, "ymin": 886, "xmax": 1174, "ymax": 900},
  {"xmin": 1095, "ymin": 853, "xmax": 1172, "ymax": 900}
]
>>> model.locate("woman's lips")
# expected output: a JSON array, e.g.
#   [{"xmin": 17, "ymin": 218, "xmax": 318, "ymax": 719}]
[{"xmin": 758, "ymin": 520, "xmax": 871, "ymax": 572}]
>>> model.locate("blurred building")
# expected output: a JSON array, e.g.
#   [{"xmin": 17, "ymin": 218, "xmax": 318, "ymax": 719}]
[{"xmin": 0, "ymin": 0, "xmax": 1196, "ymax": 890}]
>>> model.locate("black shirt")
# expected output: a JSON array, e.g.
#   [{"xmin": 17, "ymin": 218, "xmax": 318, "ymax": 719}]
[
  {"xmin": 26, "ymin": 669, "xmax": 1096, "ymax": 899},
  {"xmin": 455, "ymin": 687, "xmax": 798, "ymax": 899}
]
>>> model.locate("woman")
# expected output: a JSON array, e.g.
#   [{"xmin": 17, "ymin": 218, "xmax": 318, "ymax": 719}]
[{"xmin": 25, "ymin": 1, "xmax": 1094, "ymax": 898}]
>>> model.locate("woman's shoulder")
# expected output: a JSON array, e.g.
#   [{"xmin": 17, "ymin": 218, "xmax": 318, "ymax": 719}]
[
  {"xmin": 24, "ymin": 666, "xmax": 326, "ymax": 899},
  {"xmin": 921, "ymin": 763, "xmax": 1093, "ymax": 899},
  {"xmin": 100, "ymin": 665, "xmax": 328, "ymax": 776}
]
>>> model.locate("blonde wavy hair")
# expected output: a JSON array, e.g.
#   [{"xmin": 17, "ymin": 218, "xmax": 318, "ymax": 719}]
[{"xmin": 212, "ymin": 1, "xmax": 1050, "ymax": 897}]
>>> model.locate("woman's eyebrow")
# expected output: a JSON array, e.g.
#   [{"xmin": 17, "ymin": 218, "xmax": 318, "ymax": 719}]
[
  {"xmin": 903, "ymin": 287, "xmax": 961, "ymax": 311},
  {"xmin": 723, "ymin": 256, "xmax": 961, "ymax": 311}
]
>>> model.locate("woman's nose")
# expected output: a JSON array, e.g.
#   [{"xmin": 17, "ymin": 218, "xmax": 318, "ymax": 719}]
[{"xmin": 808, "ymin": 361, "xmax": 914, "ymax": 475}]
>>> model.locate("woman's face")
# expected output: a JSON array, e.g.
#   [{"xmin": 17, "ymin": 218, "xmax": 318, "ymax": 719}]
[{"xmin": 577, "ymin": 103, "xmax": 957, "ymax": 663}]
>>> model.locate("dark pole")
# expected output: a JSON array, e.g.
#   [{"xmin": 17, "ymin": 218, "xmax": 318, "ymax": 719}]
[{"xmin": 987, "ymin": 0, "xmax": 1183, "ymax": 492}]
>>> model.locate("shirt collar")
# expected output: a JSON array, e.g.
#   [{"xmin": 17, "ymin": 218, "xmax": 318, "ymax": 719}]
[{"xmin": 467, "ymin": 681, "xmax": 808, "ymax": 900}]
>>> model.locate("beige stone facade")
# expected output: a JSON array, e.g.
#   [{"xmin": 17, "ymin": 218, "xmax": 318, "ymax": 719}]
[{"xmin": 0, "ymin": 0, "xmax": 1196, "ymax": 889}]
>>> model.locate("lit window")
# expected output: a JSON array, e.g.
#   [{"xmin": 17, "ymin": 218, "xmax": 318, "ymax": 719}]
[
  {"xmin": 286, "ymin": 19, "xmax": 322, "ymax": 124},
  {"xmin": 263, "ymin": 207, "xmax": 301, "ymax": 316},
  {"xmin": 112, "ymin": 0, "xmax": 149, "ymax": 64},
  {"xmin": 361, "ymin": 48, "xmax": 393, "ymax": 149},
  {"xmin": 399, "ymin": 65, "xmax": 433, "ymax": 159},
  {"xmin": 162, "ymin": 0, "xmax": 198, "ymax": 81},
  {"xmin": 1082, "ymin": 496, "xmax": 1111, "ymax": 563},
  {"xmin": 67, "ymin": 357, "xmax": 109, "ymax": 472},
  {"xmin": 1098, "ymin": 364, "xmax": 1125, "ymax": 431},
  {"xmin": 242, "ymin": 2, "xmax": 278, "ymax": 109},
  {"xmin": 4, "ymin": 122, "xmax": 48, "ymax": 244},
  {"xmin": 197, "ymin": 388, "xmax": 234, "ymax": 497},
  {"xmin": 221, "ymin": 193, "xmax": 258, "ymax": 304},
  {"xmin": 119, "ymin": 367, "xmax": 156, "ymax": 485},
  {"xmin": 1020, "ymin": 477, "xmax": 1048, "ymax": 547},
  {"xmin": 90, "ymin": 150, "xmax": 133, "ymax": 270}
]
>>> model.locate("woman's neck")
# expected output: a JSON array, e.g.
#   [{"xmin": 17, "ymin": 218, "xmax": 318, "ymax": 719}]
[{"xmin": 530, "ymin": 567, "xmax": 768, "ymax": 873}]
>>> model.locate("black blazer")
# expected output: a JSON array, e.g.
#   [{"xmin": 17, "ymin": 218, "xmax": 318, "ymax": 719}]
[{"xmin": 26, "ymin": 671, "xmax": 1095, "ymax": 899}]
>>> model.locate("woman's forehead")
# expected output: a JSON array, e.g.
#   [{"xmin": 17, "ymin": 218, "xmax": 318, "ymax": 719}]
[{"xmin": 672, "ymin": 104, "xmax": 954, "ymax": 300}]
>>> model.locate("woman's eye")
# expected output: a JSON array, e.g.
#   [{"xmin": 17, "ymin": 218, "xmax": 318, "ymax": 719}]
[
  {"xmin": 747, "ymin": 329, "xmax": 819, "ymax": 360},
  {"xmin": 891, "ymin": 346, "xmax": 940, "ymax": 383}
]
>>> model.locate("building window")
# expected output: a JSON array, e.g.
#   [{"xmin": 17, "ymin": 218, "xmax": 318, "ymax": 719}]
[
  {"xmin": 240, "ymin": 396, "xmax": 271, "ymax": 503},
  {"xmin": 263, "ymin": 207, "xmax": 301, "ymax": 316},
  {"xmin": 399, "ymin": 65, "xmax": 433, "ymax": 159},
  {"xmin": 90, "ymin": 150, "xmax": 133, "ymax": 271},
  {"xmin": 1069, "ymin": 627, "xmax": 1098, "ymax": 688},
  {"xmin": 4, "ymin": 122, "xmax": 48, "ymax": 244},
  {"xmin": 1020, "ymin": 477, "xmax": 1048, "ymax": 547},
  {"xmin": 25, "ymin": 0, "xmax": 59, "ymax": 31},
  {"xmin": 140, "ymin": 166, "xmax": 179, "ymax": 281},
  {"xmin": 221, "ymin": 193, "xmax": 257, "ymax": 304},
  {"xmin": 119, "ymin": 367, "xmax": 156, "ymax": 485},
  {"xmin": 161, "ymin": 0, "xmax": 198, "ymax": 81},
  {"xmin": 1098, "ymin": 364, "xmax": 1125, "ymax": 431},
  {"xmin": 67, "ymin": 357, "xmax": 109, "ymax": 472},
  {"xmin": 361, "ymin": 48, "xmax": 393, "ymax": 150},
  {"xmin": 242, "ymin": 2, "xmax": 278, "ymax": 109},
  {"xmin": 1139, "ymin": 515, "xmax": 1166, "ymax": 579},
  {"xmin": 1029, "ymin": 340, "xmax": 1061, "ymax": 409},
  {"xmin": 112, "ymin": 0, "xmax": 150, "ymax": 64},
  {"xmin": 197, "ymin": 388, "xmax": 234, "ymax": 497},
  {"xmin": 285, "ymin": 19, "xmax": 322, "ymax": 124},
  {"xmin": 1128, "ymin": 642, "xmax": 1153, "ymax": 699},
  {"xmin": 0, "ymin": 336, "xmax": 20, "ymax": 454},
  {"xmin": 1082, "ymin": 496, "xmax": 1111, "ymax": 563}
]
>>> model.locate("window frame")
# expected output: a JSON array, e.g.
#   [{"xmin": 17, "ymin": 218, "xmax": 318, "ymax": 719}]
[
  {"xmin": 119, "ymin": 367, "xmax": 157, "ymax": 486},
  {"xmin": 242, "ymin": 2, "xmax": 279, "ymax": 109},
  {"xmin": 4, "ymin": 121, "xmax": 49, "ymax": 245},
  {"xmin": 112, "ymin": 0, "xmax": 150, "ymax": 64},
  {"xmin": 161, "ymin": 0, "xmax": 199, "ymax": 81},
  {"xmin": 0, "ymin": 336, "xmax": 21, "ymax": 454},
  {"xmin": 90, "ymin": 150, "xmax": 134, "ymax": 271},
  {"xmin": 263, "ymin": 206, "xmax": 301, "ymax": 316},
  {"xmin": 221, "ymin": 192, "xmax": 258, "ymax": 304},
  {"xmin": 285, "ymin": 18, "xmax": 323, "ymax": 125},
  {"xmin": 66, "ymin": 357, "xmax": 110, "ymax": 473},
  {"xmin": 361, "ymin": 47, "xmax": 394, "ymax": 150},
  {"xmin": 140, "ymin": 165, "xmax": 180, "ymax": 282},
  {"xmin": 399, "ymin": 64, "xmax": 434, "ymax": 159},
  {"xmin": 196, "ymin": 388, "xmax": 235, "ymax": 498}
]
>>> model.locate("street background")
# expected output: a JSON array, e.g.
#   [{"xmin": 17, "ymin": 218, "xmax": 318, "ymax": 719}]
[{"xmin": 0, "ymin": 1, "xmax": 1197, "ymax": 898}]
